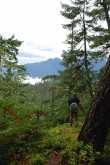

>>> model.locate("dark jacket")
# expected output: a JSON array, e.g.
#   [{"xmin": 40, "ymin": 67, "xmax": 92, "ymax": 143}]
[{"xmin": 68, "ymin": 96, "xmax": 80, "ymax": 106}]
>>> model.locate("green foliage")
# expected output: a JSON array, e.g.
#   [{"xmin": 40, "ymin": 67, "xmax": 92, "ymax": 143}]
[
  {"xmin": 0, "ymin": 35, "xmax": 25, "ymax": 81},
  {"xmin": 61, "ymin": 141, "xmax": 97, "ymax": 165},
  {"xmin": 0, "ymin": 66, "xmax": 98, "ymax": 165},
  {"xmin": 87, "ymin": 0, "xmax": 110, "ymax": 51},
  {"xmin": 60, "ymin": 0, "xmax": 110, "ymax": 99},
  {"xmin": 29, "ymin": 154, "xmax": 45, "ymax": 165},
  {"xmin": 0, "ymin": 9, "xmax": 109, "ymax": 162}
]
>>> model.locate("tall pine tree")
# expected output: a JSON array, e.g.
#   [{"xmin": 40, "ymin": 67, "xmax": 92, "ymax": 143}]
[
  {"xmin": 78, "ymin": 0, "xmax": 110, "ymax": 151},
  {"xmin": 60, "ymin": 0, "xmax": 95, "ymax": 97}
]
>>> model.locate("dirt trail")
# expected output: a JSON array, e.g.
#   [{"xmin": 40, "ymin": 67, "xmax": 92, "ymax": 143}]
[{"xmin": 44, "ymin": 125, "xmax": 79, "ymax": 165}]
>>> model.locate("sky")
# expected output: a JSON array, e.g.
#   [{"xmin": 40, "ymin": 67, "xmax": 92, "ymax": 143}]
[{"xmin": 0, "ymin": 0, "xmax": 69, "ymax": 64}]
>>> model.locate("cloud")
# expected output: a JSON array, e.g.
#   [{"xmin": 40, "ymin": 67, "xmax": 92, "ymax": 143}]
[
  {"xmin": 38, "ymin": 48, "xmax": 53, "ymax": 52},
  {"xmin": 23, "ymin": 76, "xmax": 42, "ymax": 85},
  {"xmin": 17, "ymin": 56, "xmax": 44, "ymax": 64},
  {"xmin": 17, "ymin": 41, "xmax": 63, "ymax": 64},
  {"xmin": 0, "ymin": 0, "xmax": 68, "ymax": 64},
  {"xmin": 17, "ymin": 52, "xmax": 44, "ymax": 64}
]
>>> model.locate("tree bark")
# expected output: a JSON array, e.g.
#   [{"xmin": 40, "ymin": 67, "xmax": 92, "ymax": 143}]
[
  {"xmin": 102, "ymin": 0, "xmax": 110, "ymax": 30},
  {"xmin": 78, "ymin": 55, "xmax": 110, "ymax": 151}
]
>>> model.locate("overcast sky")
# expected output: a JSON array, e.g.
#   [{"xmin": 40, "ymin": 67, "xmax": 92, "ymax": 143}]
[{"xmin": 0, "ymin": 0, "xmax": 69, "ymax": 64}]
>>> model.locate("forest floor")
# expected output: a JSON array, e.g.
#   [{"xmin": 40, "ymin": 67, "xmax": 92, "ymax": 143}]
[
  {"xmin": 43, "ymin": 123, "xmax": 80, "ymax": 165},
  {"xmin": 0, "ymin": 109, "xmax": 84, "ymax": 165},
  {"xmin": 4, "ymin": 122, "xmax": 81, "ymax": 164}
]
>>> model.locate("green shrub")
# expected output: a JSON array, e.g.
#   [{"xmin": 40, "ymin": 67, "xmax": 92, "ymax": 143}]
[
  {"xmin": 29, "ymin": 154, "xmax": 45, "ymax": 165},
  {"xmin": 61, "ymin": 141, "xmax": 96, "ymax": 165}
]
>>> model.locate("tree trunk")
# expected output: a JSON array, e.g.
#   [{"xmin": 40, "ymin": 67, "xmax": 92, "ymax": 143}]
[
  {"xmin": 83, "ymin": 0, "xmax": 93, "ymax": 98},
  {"xmin": 71, "ymin": 22, "xmax": 74, "ymax": 52},
  {"xmin": 78, "ymin": 55, "xmax": 110, "ymax": 151},
  {"xmin": 102, "ymin": 0, "xmax": 110, "ymax": 30},
  {"xmin": 78, "ymin": 0, "xmax": 110, "ymax": 151}
]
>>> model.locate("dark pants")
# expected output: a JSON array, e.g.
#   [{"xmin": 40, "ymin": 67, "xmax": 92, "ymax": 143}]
[{"xmin": 69, "ymin": 103, "xmax": 78, "ymax": 126}]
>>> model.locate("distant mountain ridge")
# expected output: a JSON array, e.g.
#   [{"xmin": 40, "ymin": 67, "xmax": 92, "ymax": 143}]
[
  {"xmin": 24, "ymin": 58, "xmax": 64, "ymax": 78},
  {"xmin": 24, "ymin": 57, "xmax": 106, "ymax": 78}
]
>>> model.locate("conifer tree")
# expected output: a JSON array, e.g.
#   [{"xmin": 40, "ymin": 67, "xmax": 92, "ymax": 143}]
[
  {"xmin": 87, "ymin": 0, "xmax": 110, "ymax": 51},
  {"xmin": 60, "ymin": 0, "xmax": 94, "ymax": 96},
  {"xmin": 0, "ymin": 35, "xmax": 25, "ymax": 81},
  {"xmin": 78, "ymin": 0, "xmax": 110, "ymax": 151}
]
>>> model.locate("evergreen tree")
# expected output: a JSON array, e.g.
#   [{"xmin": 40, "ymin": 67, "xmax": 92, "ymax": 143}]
[
  {"xmin": 0, "ymin": 35, "xmax": 25, "ymax": 81},
  {"xmin": 78, "ymin": 0, "xmax": 110, "ymax": 151},
  {"xmin": 87, "ymin": 0, "xmax": 110, "ymax": 51},
  {"xmin": 60, "ymin": 0, "xmax": 94, "ymax": 96}
]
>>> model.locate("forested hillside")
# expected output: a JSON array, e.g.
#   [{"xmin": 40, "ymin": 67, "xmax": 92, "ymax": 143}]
[
  {"xmin": 24, "ymin": 57, "xmax": 106, "ymax": 78},
  {"xmin": 0, "ymin": 0, "xmax": 110, "ymax": 165}
]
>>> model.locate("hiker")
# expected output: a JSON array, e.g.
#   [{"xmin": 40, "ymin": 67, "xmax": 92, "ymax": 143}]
[{"xmin": 68, "ymin": 94, "xmax": 82, "ymax": 126}]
